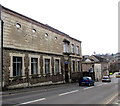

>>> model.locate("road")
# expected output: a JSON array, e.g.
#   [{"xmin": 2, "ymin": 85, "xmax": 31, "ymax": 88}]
[{"xmin": 2, "ymin": 77, "xmax": 119, "ymax": 105}]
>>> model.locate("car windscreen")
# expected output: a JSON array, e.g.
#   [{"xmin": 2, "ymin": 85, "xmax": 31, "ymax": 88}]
[
  {"xmin": 83, "ymin": 77, "xmax": 91, "ymax": 80},
  {"xmin": 103, "ymin": 77, "xmax": 109, "ymax": 79}
]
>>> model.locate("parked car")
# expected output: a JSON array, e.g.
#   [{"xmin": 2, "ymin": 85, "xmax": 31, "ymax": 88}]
[
  {"xmin": 116, "ymin": 73, "xmax": 120, "ymax": 78},
  {"xmin": 102, "ymin": 76, "xmax": 111, "ymax": 82},
  {"xmin": 78, "ymin": 77, "xmax": 94, "ymax": 86}
]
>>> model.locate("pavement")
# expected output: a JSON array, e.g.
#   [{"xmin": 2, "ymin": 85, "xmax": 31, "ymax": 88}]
[
  {"xmin": 1, "ymin": 81, "xmax": 103, "ymax": 96},
  {"xmin": 1, "ymin": 82, "xmax": 76, "ymax": 96},
  {"xmin": 1, "ymin": 79, "xmax": 117, "ymax": 96},
  {"xmin": 1, "ymin": 73, "xmax": 118, "ymax": 96}
]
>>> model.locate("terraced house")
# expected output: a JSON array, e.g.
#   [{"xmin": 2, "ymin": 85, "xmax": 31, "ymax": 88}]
[{"xmin": 0, "ymin": 5, "xmax": 82, "ymax": 89}]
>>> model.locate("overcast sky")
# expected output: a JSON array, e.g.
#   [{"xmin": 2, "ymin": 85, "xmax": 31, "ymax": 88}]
[{"xmin": 1, "ymin": 0, "xmax": 119, "ymax": 55}]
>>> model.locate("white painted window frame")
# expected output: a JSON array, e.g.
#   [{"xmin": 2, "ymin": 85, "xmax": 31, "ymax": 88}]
[
  {"xmin": 76, "ymin": 59, "xmax": 80, "ymax": 72},
  {"xmin": 9, "ymin": 53, "xmax": 25, "ymax": 77},
  {"xmin": 71, "ymin": 44, "xmax": 74, "ymax": 53},
  {"xmin": 43, "ymin": 56, "xmax": 52, "ymax": 76},
  {"xmin": 76, "ymin": 46, "xmax": 80, "ymax": 55},
  {"xmin": 54, "ymin": 57, "xmax": 61, "ymax": 75},
  {"xmin": 28, "ymin": 54, "xmax": 40, "ymax": 76},
  {"xmin": 63, "ymin": 42, "xmax": 70, "ymax": 53},
  {"xmin": 71, "ymin": 59, "xmax": 76, "ymax": 72}
]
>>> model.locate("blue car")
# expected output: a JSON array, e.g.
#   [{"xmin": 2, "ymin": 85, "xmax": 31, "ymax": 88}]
[{"xmin": 78, "ymin": 77, "xmax": 94, "ymax": 86}]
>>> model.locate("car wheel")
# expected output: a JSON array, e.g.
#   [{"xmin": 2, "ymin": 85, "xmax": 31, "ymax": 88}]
[{"xmin": 88, "ymin": 83, "xmax": 91, "ymax": 86}]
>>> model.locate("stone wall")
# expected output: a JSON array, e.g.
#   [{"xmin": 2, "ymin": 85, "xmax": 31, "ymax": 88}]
[
  {"xmin": 3, "ymin": 48, "xmax": 82, "ymax": 89},
  {"xmin": 3, "ymin": 49, "xmax": 64, "ymax": 89},
  {"xmin": 101, "ymin": 62, "xmax": 109, "ymax": 76},
  {"xmin": 1, "ymin": 10, "xmax": 82, "ymax": 56},
  {"xmin": 82, "ymin": 63, "xmax": 94, "ymax": 72}
]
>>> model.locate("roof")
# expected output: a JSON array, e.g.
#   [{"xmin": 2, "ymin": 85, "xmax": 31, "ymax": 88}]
[
  {"xmin": 83, "ymin": 55, "xmax": 108, "ymax": 63},
  {"xmin": 92, "ymin": 55, "xmax": 108, "ymax": 62},
  {"xmin": 88, "ymin": 55, "xmax": 99, "ymax": 62},
  {"xmin": 1, "ymin": 5, "xmax": 81, "ymax": 43}
]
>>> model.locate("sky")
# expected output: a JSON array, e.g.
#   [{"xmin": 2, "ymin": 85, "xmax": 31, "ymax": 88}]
[{"xmin": 1, "ymin": 0, "xmax": 119, "ymax": 55}]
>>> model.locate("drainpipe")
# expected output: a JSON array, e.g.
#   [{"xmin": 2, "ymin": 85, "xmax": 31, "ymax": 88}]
[
  {"xmin": 0, "ymin": 5, "xmax": 4, "ymax": 90},
  {"xmin": 0, "ymin": 21, "xmax": 3, "ymax": 90}
]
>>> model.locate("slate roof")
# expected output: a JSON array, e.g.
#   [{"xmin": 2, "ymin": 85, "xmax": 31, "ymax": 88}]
[
  {"xmin": 83, "ymin": 55, "xmax": 108, "ymax": 63},
  {"xmin": 92, "ymin": 55, "xmax": 108, "ymax": 62}
]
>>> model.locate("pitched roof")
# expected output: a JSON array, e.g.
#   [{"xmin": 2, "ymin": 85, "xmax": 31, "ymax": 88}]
[{"xmin": 92, "ymin": 55, "xmax": 108, "ymax": 62}]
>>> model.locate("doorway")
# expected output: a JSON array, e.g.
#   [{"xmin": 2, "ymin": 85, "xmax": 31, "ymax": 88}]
[{"xmin": 65, "ymin": 63, "xmax": 69, "ymax": 83}]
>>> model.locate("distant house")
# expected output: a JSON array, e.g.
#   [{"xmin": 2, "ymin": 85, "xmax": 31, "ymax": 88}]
[
  {"xmin": 82, "ymin": 57, "xmax": 100, "ymax": 81},
  {"xmin": 115, "ymin": 53, "xmax": 120, "ymax": 70},
  {"xmin": 82, "ymin": 55, "xmax": 109, "ymax": 81},
  {"xmin": 0, "ymin": 5, "xmax": 82, "ymax": 89},
  {"xmin": 97, "ymin": 53, "xmax": 117, "ymax": 73},
  {"xmin": 91, "ymin": 55, "xmax": 109, "ymax": 77}
]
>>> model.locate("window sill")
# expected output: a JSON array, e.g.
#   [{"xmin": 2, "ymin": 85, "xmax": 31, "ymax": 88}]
[
  {"xmin": 9, "ymin": 76, "xmax": 25, "ymax": 81},
  {"xmin": 30, "ymin": 74, "xmax": 40, "ymax": 78},
  {"xmin": 71, "ymin": 53, "xmax": 75, "ymax": 55},
  {"xmin": 63, "ymin": 52, "xmax": 71, "ymax": 55},
  {"xmin": 43, "ymin": 73, "xmax": 52, "ymax": 77},
  {"xmin": 77, "ymin": 54, "xmax": 80, "ymax": 56},
  {"xmin": 54, "ymin": 73, "xmax": 62, "ymax": 75}
]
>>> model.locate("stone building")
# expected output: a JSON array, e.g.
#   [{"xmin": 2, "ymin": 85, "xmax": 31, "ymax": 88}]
[
  {"xmin": 82, "ymin": 58, "xmax": 95, "ymax": 80},
  {"xmin": 0, "ymin": 5, "xmax": 82, "ymax": 89},
  {"xmin": 82, "ymin": 57, "xmax": 102, "ymax": 81},
  {"xmin": 115, "ymin": 52, "xmax": 120, "ymax": 72},
  {"xmin": 91, "ymin": 55, "xmax": 109, "ymax": 77},
  {"xmin": 82, "ymin": 55, "xmax": 109, "ymax": 81}
]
